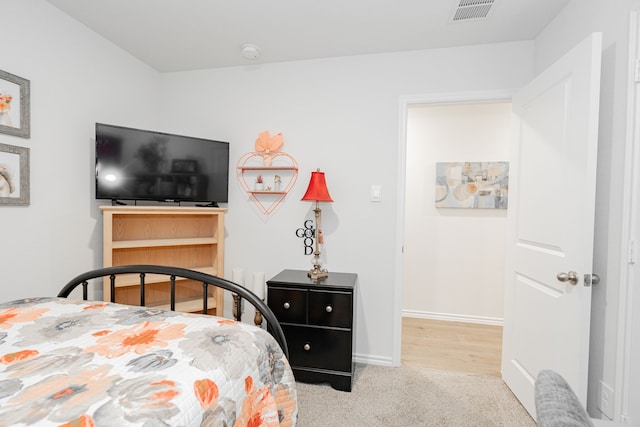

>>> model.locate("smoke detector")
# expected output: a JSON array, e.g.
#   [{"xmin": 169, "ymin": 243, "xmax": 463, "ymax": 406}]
[
  {"xmin": 450, "ymin": 0, "xmax": 496, "ymax": 23},
  {"xmin": 241, "ymin": 44, "xmax": 260, "ymax": 60}
]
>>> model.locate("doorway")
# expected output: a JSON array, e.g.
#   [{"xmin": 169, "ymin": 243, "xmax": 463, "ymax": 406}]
[
  {"xmin": 392, "ymin": 91, "xmax": 515, "ymax": 365},
  {"xmin": 402, "ymin": 101, "xmax": 511, "ymax": 322}
]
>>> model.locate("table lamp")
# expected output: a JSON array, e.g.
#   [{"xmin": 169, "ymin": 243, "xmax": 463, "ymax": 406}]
[{"xmin": 301, "ymin": 169, "xmax": 333, "ymax": 280}]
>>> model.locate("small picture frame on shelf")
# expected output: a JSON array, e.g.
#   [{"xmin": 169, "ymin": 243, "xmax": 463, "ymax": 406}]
[
  {"xmin": 0, "ymin": 142, "xmax": 30, "ymax": 206},
  {"xmin": 0, "ymin": 70, "xmax": 30, "ymax": 139}
]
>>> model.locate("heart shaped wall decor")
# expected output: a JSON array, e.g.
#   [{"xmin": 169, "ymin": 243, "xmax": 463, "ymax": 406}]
[{"xmin": 236, "ymin": 151, "xmax": 298, "ymax": 215}]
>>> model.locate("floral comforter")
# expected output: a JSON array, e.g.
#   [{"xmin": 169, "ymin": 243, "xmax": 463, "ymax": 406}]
[{"xmin": 0, "ymin": 297, "xmax": 297, "ymax": 426}]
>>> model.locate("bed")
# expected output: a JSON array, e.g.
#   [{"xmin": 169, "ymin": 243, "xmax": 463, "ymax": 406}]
[{"xmin": 0, "ymin": 265, "xmax": 297, "ymax": 426}]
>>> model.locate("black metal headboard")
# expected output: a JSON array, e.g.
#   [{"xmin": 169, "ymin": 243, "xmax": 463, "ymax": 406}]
[{"xmin": 57, "ymin": 265, "xmax": 288, "ymax": 358}]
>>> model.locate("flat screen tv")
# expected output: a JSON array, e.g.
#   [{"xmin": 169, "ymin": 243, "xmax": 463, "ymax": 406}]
[{"xmin": 95, "ymin": 123, "xmax": 229, "ymax": 206}]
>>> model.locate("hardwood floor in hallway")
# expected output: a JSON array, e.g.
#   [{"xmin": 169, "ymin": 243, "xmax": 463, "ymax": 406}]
[{"xmin": 401, "ymin": 317, "xmax": 503, "ymax": 377}]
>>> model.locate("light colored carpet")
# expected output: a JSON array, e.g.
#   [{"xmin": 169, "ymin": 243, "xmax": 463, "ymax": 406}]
[{"xmin": 295, "ymin": 364, "xmax": 535, "ymax": 426}]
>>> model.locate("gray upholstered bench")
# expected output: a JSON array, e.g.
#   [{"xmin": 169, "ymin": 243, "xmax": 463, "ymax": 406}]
[
  {"xmin": 535, "ymin": 370, "xmax": 594, "ymax": 426},
  {"xmin": 535, "ymin": 369, "xmax": 624, "ymax": 427}
]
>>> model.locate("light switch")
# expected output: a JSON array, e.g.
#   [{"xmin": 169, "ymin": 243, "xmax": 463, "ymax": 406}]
[{"xmin": 370, "ymin": 185, "xmax": 382, "ymax": 202}]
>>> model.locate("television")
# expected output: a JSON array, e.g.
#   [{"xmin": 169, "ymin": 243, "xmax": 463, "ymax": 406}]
[{"xmin": 95, "ymin": 123, "xmax": 229, "ymax": 206}]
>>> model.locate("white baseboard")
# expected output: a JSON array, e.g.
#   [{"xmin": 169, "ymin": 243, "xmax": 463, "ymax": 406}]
[
  {"xmin": 402, "ymin": 309, "xmax": 503, "ymax": 326},
  {"xmin": 354, "ymin": 353, "xmax": 396, "ymax": 367}
]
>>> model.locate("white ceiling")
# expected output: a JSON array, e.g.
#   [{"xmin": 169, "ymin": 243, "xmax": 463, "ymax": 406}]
[{"xmin": 45, "ymin": 0, "xmax": 570, "ymax": 73}]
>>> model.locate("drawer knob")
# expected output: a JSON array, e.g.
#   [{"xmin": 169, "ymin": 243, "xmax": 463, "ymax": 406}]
[
  {"xmin": 283, "ymin": 302, "xmax": 290, "ymax": 309},
  {"xmin": 303, "ymin": 343, "xmax": 311, "ymax": 351},
  {"xmin": 325, "ymin": 305, "xmax": 333, "ymax": 313}
]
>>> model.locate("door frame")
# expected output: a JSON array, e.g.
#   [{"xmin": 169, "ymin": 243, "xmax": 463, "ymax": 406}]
[
  {"xmin": 615, "ymin": 10, "xmax": 640, "ymax": 423},
  {"xmin": 393, "ymin": 89, "xmax": 516, "ymax": 365}
]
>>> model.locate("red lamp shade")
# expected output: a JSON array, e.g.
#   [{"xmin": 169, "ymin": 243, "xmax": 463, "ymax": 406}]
[{"xmin": 301, "ymin": 169, "xmax": 333, "ymax": 202}]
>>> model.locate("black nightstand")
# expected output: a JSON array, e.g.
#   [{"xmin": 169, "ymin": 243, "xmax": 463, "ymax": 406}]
[{"xmin": 267, "ymin": 269, "xmax": 357, "ymax": 392}]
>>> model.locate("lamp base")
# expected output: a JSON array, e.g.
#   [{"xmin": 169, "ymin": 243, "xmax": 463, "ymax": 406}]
[{"xmin": 308, "ymin": 265, "xmax": 328, "ymax": 280}]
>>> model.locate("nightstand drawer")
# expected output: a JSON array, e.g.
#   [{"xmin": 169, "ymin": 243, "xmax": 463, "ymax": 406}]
[
  {"xmin": 268, "ymin": 287, "xmax": 307, "ymax": 323},
  {"xmin": 308, "ymin": 290, "xmax": 352, "ymax": 328},
  {"xmin": 284, "ymin": 325, "xmax": 352, "ymax": 372}
]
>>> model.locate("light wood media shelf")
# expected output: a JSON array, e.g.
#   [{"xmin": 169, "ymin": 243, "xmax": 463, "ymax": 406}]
[{"xmin": 100, "ymin": 206, "xmax": 226, "ymax": 315}]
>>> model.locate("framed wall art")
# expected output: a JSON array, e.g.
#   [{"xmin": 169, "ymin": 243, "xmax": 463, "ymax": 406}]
[
  {"xmin": 435, "ymin": 161, "xmax": 509, "ymax": 209},
  {"xmin": 0, "ymin": 143, "xmax": 30, "ymax": 206},
  {"xmin": 0, "ymin": 69, "xmax": 30, "ymax": 139}
]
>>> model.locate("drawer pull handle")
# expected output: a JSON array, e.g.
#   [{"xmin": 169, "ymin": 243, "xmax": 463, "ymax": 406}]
[
  {"xmin": 325, "ymin": 305, "xmax": 333, "ymax": 313},
  {"xmin": 303, "ymin": 343, "xmax": 311, "ymax": 351},
  {"xmin": 283, "ymin": 302, "xmax": 290, "ymax": 309}
]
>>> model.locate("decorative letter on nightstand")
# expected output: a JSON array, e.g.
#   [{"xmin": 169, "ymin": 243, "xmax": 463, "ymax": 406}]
[{"xmin": 266, "ymin": 269, "xmax": 358, "ymax": 391}]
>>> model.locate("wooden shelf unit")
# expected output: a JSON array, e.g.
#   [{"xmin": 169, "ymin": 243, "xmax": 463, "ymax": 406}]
[{"xmin": 100, "ymin": 206, "xmax": 225, "ymax": 315}]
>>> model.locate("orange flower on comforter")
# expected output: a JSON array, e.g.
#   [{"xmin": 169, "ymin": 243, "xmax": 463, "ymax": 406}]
[
  {"xmin": 86, "ymin": 321, "xmax": 186, "ymax": 357},
  {"xmin": 0, "ymin": 305, "xmax": 49, "ymax": 330}
]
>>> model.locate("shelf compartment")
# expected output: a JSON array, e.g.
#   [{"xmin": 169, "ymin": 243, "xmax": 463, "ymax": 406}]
[
  {"xmin": 151, "ymin": 296, "xmax": 218, "ymax": 313},
  {"xmin": 112, "ymin": 280, "xmax": 218, "ymax": 312},
  {"xmin": 249, "ymin": 191, "xmax": 287, "ymax": 195},
  {"xmin": 112, "ymin": 213, "xmax": 220, "ymax": 241},
  {"xmin": 103, "ymin": 267, "xmax": 218, "ymax": 288},
  {"xmin": 238, "ymin": 166, "xmax": 298, "ymax": 171},
  {"xmin": 112, "ymin": 245, "xmax": 218, "ymax": 269},
  {"xmin": 112, "ymin": 237, "xmax": 217, "ymax": 249}
]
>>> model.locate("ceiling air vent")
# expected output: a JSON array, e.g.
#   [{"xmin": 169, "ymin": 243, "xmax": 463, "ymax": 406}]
[{"xmin": 450, "ymin": 0, "xmax": 496, "ymax": 23}]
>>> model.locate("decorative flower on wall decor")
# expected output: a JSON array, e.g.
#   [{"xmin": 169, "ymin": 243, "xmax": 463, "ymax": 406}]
[{"xmin": 254, "ymin": 130, "xmax": 283, "ymax": 166}]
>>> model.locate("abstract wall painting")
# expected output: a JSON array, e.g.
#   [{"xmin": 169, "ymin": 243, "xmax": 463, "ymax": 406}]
[{"xmin": 435, "ymin": 161, "xmax": 508, "ymax": 209}]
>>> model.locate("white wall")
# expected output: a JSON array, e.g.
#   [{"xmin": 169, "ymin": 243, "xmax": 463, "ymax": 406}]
[
  {"xmin": 1, "ymin": 0, "xmax": 534, "ymax": 366},
  {"xmin": 0, "ymin": 1, "xmax": 160, "ymax": 299},
  {"xmin": 534, "ymin": 0, "xmax": 640, "ymax": 421},
  {"xmin": 153, "ymin": 45, "xmax": 533, "ymax": 364},
  {"xmin": 403, "ymin": 102, "xmax": 511, "ymax": 323}
]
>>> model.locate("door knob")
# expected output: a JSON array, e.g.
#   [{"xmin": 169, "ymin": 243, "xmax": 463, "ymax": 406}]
[
  {"xmin": 556, "ymin": 271, "xmax": 579, "ymax": 285},
  {"xmin": 584, "ymin": 273, "xmax": 600, "ymax": 286}
]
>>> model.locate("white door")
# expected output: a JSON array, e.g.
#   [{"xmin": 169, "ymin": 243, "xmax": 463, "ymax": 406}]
[{"xmin": 502, "ymin": 33, "xmax": 602, "ymax": 418}]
